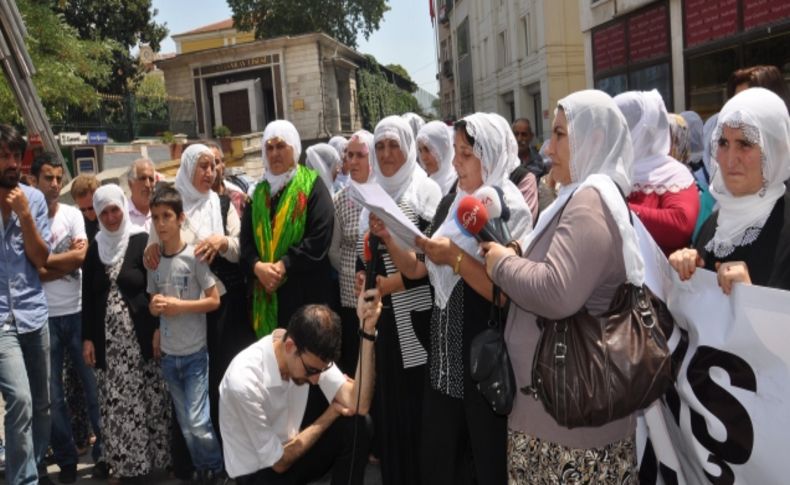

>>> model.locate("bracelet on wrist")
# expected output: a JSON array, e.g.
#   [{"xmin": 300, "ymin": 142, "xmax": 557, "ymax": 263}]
[
  {"xmin": 358, "ymin": 327, "xmax": 377, "ymax": 342},
  {"xmin": 453, "ymin": 251, "xmax": 464, "ymax": 274}
]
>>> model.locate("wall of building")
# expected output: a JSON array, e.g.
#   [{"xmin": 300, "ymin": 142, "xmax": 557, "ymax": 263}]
[{"xmin": 439, "ymin": 0, "xmax": 584, "ymax": 137}]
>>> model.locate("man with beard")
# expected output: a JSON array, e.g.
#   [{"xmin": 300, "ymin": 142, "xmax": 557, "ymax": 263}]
[
  {"xmin": 33, "ymin": 154, "xmax": 104, "ymax": 483},
  {"xmin": 511, "ymin": 118, "xmax": 545, "ymax": 180},
  {"xmin": 0, "ymin": 124, "xmax": 52, "ymax": 484},
  {"xmin": 219, "ymin": 294, "xmax": 381, "ymax": 485}
]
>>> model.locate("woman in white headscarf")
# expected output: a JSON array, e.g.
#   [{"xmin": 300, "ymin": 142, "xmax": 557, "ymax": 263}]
[
  {"xmin": 328, "ymin": 135, "xmax": 350, "ymax": 191},
  {"xmin": 240, "ymin": 120, "xmax": 334, "ymax": 337},
  {"xmin": 670, "ymin": 87, "xmax": 790, "ymax": 293},
  {"xmin": 373, "ymin": 112, "xmax": 532, "ymax": 485},
  {"xmin": 82, "ymin": 184, "xmax": 172, "ymax": 482},
  {"xmin": 416, "ymin": 120, "xmax": 456, "ymax": 195},
  {"xmin": 328, "ymin": 130, "xmax": 375, "ymax": 374},
  {"xmin": 680, "ymin": 110, "xmax": 705, "ymax": 169},
  {"xmin": 402, "ymin": 111, "xmax": 425, "ymax": 139},
  {"xmin": 362, "ymin": 115, "xmax": 441, "ymax": 485},
  {"xmin": 481, "ymin": 90, "xmax": 643, "ymax": 483},
  {"xmin": 305, "ymin": 142, "xmax": 342, "ymax": 194},
  {"xmin": 615, "ymin": 90, "xmax": 700, "ymax": 255}
]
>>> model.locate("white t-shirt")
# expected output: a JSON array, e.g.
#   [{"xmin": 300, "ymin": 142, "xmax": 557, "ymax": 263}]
[
  {"xmin": 43, "ymin": 204, "xmax": 86, "ymax": 317},
  {"xmin": 218, "ymin": 333, "xmax": 346, "ymax": 478}
]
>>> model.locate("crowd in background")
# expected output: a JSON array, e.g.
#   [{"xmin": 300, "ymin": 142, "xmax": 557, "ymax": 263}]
[{"xmin": 0, "ymin": 63, "xmax": 788, "ymax": 485}]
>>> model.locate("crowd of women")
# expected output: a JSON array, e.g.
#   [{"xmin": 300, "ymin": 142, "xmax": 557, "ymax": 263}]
[{"xmin": 49, "ymin": 62, "xmax": 790, "ymax": 484}]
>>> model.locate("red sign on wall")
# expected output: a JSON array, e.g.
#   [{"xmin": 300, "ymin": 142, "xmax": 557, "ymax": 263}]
[
  {"xmin": 628, "ymin": 4, "xmax": 669, "ymax": 62},
  {"xmin": 685, "ymin": 0, "xmax": 739, "ymax": 48},
  {"xmin": 743, "ymin": 0, "xmax": 790, "ymax": 30},
  {"xmin": 593, "ymin": 22, "xmax": 627, "ymax": 72}
]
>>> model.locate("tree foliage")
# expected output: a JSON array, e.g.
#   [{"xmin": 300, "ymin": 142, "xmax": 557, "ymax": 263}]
[
  {"xmin": 384, "ymin": 64, "xmax": 413, "ymax": 85},
  {"xmin": 51, "ymin": 0, "xmax": 168, "ymax": 94},
  {"xmin": 0, "ymin": 0, "xmax": 114, "ymax": 125},
  {"xmin": 133, "ymin": 73, "xmax": 167, "ymax": 121},
  {"xmin": 357, "ymin": 55, "xmax": 420, "ymax": 131},
  {"xmin": 228, "ymin": 0, "xmax": 389, "ymax": 49}
]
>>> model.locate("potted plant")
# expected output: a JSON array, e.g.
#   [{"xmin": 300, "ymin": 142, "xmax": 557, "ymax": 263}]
[
  {"xmin": 213, "ymin": 124, "xmax": 232, "ymax": 156},
  {"xmin": 162, "ymin": 131, "xmax": 184, "ymax": 160}
]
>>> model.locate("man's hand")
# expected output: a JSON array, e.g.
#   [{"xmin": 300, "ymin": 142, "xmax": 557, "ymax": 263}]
[
  {"xmin": 357, "ymin": 288, "xmax": 382, "ymax": 333},
  {"xmin": 6, "ymin": 187, "xmax": 31, "ymax": 218}
]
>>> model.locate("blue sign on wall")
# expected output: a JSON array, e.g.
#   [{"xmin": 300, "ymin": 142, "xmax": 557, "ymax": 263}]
[{"xmin": 87, "ymin": 131, "xmax": 108, "ymax": 144}]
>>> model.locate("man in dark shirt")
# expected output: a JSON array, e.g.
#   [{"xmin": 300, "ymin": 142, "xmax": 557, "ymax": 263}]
[{"xmin": 511, "ymin": 118, "xmax": 545, "ymax": 180}]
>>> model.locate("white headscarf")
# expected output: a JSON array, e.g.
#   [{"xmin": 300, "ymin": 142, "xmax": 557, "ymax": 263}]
[
  {"xmin": 261, "ymin": 120, "xmax": 302, "ymax": 195},
  {"xmin": 417, "ymin": 121, "xmax": 456, "ymax": 195},
  {"xmin": 614, "ymin": 90, "xmax": 695, "ymax": 194},
  {"xmin": 402, "ymin": 112, "xmax": 425, "ymax": 139},
  {"xmin": 427, "ymin": 112, "xmax": 533, "ymax": 308},
  {"xmin": 680, "ymin": 110, "xmax": 704, "ymax": 164},
  {"xmin": 370, "ymin": 115, "xmax": 441, "ymax": 223},
  {"xmin": 702, "ymin": 113, "xmax": 719, "ymax": 183},
  {"xmin": 328, "ymin": 135, "xmax": 350, "ymax": 191},
  {"xmin": 306, "ymin": 143, "xmax": 341, "ymax": 194},
  {"xmin": 525, "ymin": 90, "xmax": 645, "ymax": 286},
  {"xmin": 94, "ymin": 184, "xmax": 145, "ymax": 265},
  {"xmin": 175, "ymin": 144, "xmax": 224, "ymax": 240},
  {"xmin": 347, "ymin": 129, "xmax": 375, "ymax": 184},
  {"xmin": 705, "ymin": 87, "xmax": 790, "ymax": 257}
]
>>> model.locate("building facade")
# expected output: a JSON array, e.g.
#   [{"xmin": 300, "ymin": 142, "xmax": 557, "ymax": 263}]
[
  {"xmin": 435, "ymin": 0, "xmax": 586, "ymax": 139},
  {"xmin": 581, "ymin": 0, "xmax": 790, "ymax": 117},
  {"xmin": 158, "ymin": 22, "xmax": 365, "ymax": 142}
]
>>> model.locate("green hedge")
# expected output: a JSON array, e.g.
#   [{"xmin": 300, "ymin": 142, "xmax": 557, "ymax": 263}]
[{"xmin": 357, "ymin": 56, "xmax": 420, "ymax": 131}]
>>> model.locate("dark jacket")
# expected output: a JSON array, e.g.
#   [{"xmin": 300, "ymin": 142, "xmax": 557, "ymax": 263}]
[{"xmin": 82, "ymin": 232, "xmax": 158, "ymax": 369}]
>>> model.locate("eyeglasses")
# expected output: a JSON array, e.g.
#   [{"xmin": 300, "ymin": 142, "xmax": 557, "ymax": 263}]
[
  {"xmin": 79, "ymin": 206, "xmax": 94, "ymax": 213},
  {"xmin": 298, "ymin": 352, "xmax": 333, "ymax": 377}
]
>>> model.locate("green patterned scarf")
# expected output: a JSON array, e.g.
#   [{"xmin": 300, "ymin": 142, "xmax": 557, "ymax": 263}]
[{"xmin": 252, "ymin": 165, "xmax": 318, "ymax": 337}]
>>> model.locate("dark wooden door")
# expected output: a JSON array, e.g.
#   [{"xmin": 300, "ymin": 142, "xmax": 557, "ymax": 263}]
[{"xmin": 220, "ymin": 89, "xmax": 251, "ymax": 135}]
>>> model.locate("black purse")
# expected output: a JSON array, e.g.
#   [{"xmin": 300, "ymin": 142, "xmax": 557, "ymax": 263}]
[{"xmin": 469, "ymin": 285, "xmax": 516, "ymax": 415}]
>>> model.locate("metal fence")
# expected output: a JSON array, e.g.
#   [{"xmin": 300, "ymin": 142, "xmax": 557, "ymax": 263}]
[{"xmin": 50, "ymin": 94, "xmax": 197, "ymax": 142}]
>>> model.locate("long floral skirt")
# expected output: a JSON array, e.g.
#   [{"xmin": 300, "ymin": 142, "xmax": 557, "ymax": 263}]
[
  {"xmin": 96, "ymin": 261, "xmax": 172, "ymax": 478},
  {"xmin": 507, "ymin": 429, "xmax": 637, "ymax": 485}
]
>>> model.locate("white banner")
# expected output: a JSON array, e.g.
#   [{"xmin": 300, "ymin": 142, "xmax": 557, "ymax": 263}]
[{"xmin": 638, "ymin": 269, "xmax": 790, "ymax": 484}]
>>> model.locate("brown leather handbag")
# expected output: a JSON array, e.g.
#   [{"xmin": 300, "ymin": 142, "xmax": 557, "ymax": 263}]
[{"xmin": 522, "ymin": 282, "xmax": 674, "ymax": 429}]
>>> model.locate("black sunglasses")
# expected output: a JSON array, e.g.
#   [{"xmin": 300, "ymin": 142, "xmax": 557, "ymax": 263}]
[{"xmin": 298, "ymin": 352, "xmax": 333, "ymax": 377}]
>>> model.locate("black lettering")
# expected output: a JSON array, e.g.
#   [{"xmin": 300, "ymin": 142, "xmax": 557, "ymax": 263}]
[{"xmin": 687, "ymin": 346, "xmax": 755, "ymax": 477}]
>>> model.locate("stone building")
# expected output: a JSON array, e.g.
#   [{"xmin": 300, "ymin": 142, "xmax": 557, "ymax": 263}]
[{"xmin": 157, "ymin": 20, "xmax": 366, "ymax": 142}]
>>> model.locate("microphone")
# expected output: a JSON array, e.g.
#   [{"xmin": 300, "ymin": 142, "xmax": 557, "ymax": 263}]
[
  {"xmin": 363, "ymin": 231, "xmax": 380, "ymax": 294},
  {"xmin": 473, "ymin": 187, "xmax": 512, "ymax": 244},
  {"xmin": 455, "ymin": 196, "xmax": 506, "ymax": 244}
]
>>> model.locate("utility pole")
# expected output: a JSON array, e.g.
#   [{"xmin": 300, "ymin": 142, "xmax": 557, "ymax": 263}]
[{"xmin": 0, "ymin": 0, "xmax": 69, "ymax": 179}]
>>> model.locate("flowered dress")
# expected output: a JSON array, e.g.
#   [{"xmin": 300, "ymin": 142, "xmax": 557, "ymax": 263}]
[{"xmin": 96, "ymin": 259, "xmax": 171, "ymax": 478}]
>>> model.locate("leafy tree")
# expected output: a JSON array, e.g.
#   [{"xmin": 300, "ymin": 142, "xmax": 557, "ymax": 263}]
[
  {"xmin": 0, "ymin": 0, "xmax": 113, "ymax": 125},
  {"xmin": 385, "ymin": 64, "xmax": 413, "ymax": 86},
  {"xmin": 133, "ymin": 73, "xmax": 168, "ymax": 121},
  {"xmin": 51, "ymin": 0, "xmax": 168, "ymax": 94},
  {"xmin": 228, "ymin": 0, "xmax": 389, "ymax": 49},
  {"xmin": 357, "ymin": 55, "xmax": 420, "ymax": 130}
]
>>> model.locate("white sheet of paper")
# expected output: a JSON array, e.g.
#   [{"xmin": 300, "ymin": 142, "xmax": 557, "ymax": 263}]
[{"xmin": 346, "ymin": 182, "xmax": 426, "ymax": 252}]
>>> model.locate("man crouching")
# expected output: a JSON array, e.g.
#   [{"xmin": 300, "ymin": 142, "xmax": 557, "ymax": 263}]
[{"xmin": 219, "ymin": 288, "xmax": 382, "ymax": 484}]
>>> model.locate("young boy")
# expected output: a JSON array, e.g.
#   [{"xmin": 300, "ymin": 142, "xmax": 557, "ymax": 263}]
[{"xmin": 147, "ymin": 185, "xmax": 224, "ymax": 483}]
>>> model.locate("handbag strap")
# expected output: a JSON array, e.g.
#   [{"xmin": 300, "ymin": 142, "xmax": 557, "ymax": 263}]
[{"xmin": 489, "ymin": 284, "xmax": 504, "ymax": 330}]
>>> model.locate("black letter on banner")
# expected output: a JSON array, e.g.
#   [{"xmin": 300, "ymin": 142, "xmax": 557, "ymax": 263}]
[{"xmin": 687, "ymin": 346, "xmax": 756, "ymax": 484}]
